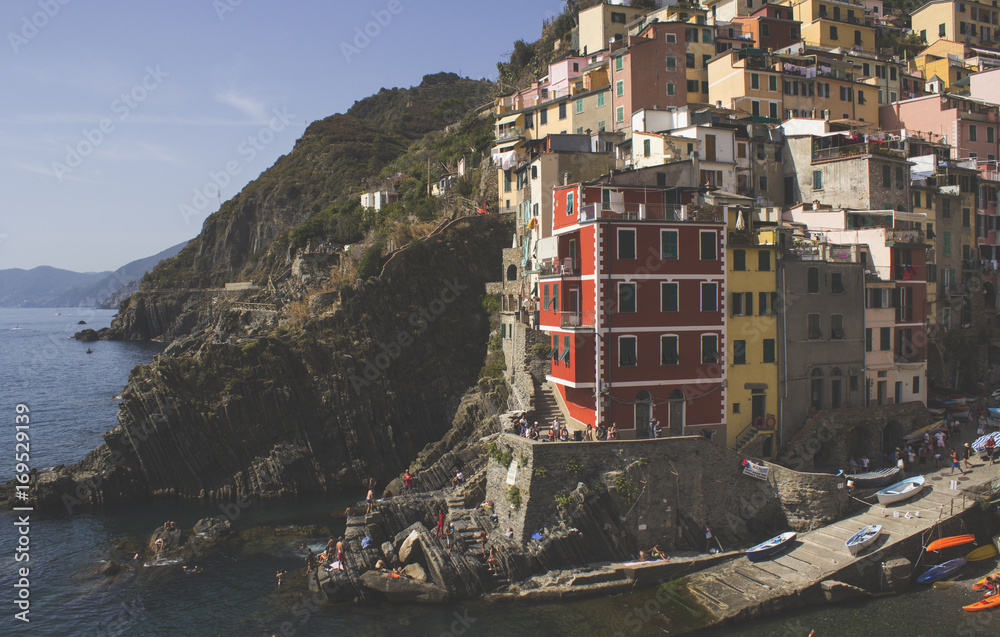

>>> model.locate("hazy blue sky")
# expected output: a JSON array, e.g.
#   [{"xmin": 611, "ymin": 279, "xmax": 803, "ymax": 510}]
[{"xmin": 0, "ymin": 0, "xmax": 559, "ymax": 272}]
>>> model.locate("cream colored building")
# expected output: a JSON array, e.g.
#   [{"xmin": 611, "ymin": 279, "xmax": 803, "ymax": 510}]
[
  {"xmin": 912, "ymin": 0, "xmax": 1000, "ymax": 49},
  {"xmin": 578, "ymin": 2, "xmax": 649, "ymax": 55}
]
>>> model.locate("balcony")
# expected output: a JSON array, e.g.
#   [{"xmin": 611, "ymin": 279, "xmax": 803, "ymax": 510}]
[
  {"xmin": 578, "ymin": 203, "xmax": 723, "ymax": 223},
  {"xmin": 812, "ymin": 142, "xmax": 906, "ymax": 162},
  {"xmin": 783, "ymin": 242, "xmax": 861, "ymax": 262},
  {"xmin": 559, "ymin": 311, "xmax": 596, "ymax": 329},
  {"xmin": 538, "ymin": 258, "xmax": 580, "ymax": 278},
  {"xmin": 495, "ymin": 126, "xmax": 525, "ymax": 144},
  {"xmin": 887, "ymin": 228, "xmax": 926, "ymax": 245},
  {"xmin": 979, "ymin": 230, "xmax": 999, "ymax": 246}
]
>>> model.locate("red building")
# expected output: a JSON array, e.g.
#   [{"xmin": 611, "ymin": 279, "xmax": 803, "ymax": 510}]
[
  {"xmin": 733, "ymin": 5, "xmax": 802, "ymax": 53},
  {"xmin": 539, "ymin": 183, "xmax": 726, "ymax": 438}
]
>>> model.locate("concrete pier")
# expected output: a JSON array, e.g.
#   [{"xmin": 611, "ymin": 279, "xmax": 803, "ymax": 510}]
[{"xmin": 670, "ymin": 461, "xmax": 999, "ymax": 629}]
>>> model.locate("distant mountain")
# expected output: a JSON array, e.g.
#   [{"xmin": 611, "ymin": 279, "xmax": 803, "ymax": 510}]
[{"xmin": 0, "ymin": 241, "xmax": 189, "ymax": 308}]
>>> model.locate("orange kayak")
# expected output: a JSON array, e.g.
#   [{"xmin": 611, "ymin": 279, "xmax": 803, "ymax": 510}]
[
  {"xmin": 927, "ymin": 535, "xmax": 976, "ymax": 552},
  {"xmin": 973, "ymin": 571, "xmax": 1000, "ymax": 590},
  {"xmin": 963, "ymin": 595, "xmax": 1000, "ymax": 611}
]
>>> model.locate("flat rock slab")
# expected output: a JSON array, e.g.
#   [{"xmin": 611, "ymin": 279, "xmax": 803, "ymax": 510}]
[{"xmin": 359, "ymin": 570, "xmax": 450, "ymax": 604}]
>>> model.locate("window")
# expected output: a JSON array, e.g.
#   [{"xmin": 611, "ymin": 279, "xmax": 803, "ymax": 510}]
[
  {"xmin": 597, "ymin": 93, "xmax": 606, "ymax": 108},
  {"xmin": 913, "ymin": 375, "xmax": 920, "ymax": 394},
  {"xmin": 759, "ymin": 291, "xmax": 776, "ymax": 316},
  {"xmin": 619, "ymin": 336, "xmax": 637, "ymax": 367},
  {"xmin": 703, "ymin": 29, "xmax": 713, "ymax": 43},
  {"xmin": 732, "ymin": 291, "xmax": 754, "ymax": 316},
  {"xmin": 686, "ymin": 53, "xmax": 696, "ymax": 68},
  {"xmin": 752, "ymin": 73, "xmax": 760, "ymax": 89},
  {"xmin": 830, "ymin": 25, "xmax": 838, "ymax": 40},
  {"xmin": 761, "ymin": 23, "xmax": 770, "ymax": 37},
  {"xmin": 643, "ymin": 139, "xmax": 651, "ymax": 157},
  {"xmin": 769, "ymin": 75, "xmax": 777, "ymax": 91},
  {"xmin": 616, "ymin": 106, "xmax": 625, "ymax": 123},
  {"xmin": 757, "ymin": 145, "xmax": 766, "ymax": 160},
  {"xmin": 666, "ymin": 82, "xmax": 675, "ymax": 96},
  {"xmin": 866, "ymin": 328, "xmax": 873, "ymax": 352},
  {"xmin": 617, "ymin": 228, "xmax": 636, "ymax": 259},
  {"xmin": 970, "ymin": 124, "xmax": 978, "ymax": 142},
  {"xmin": 611, "ymin": 11, "xmax": 627, "ymax": 24},
  {"xmin": 661, "ymin": 335, "xmax": 679, "ymax": 365},
  {"xmin": 831, "ymin": 314, "xmax": 845, "ymax": 339},
  {"xmin": 661, "ymin": 229, "xmax": 678, "ymax": 260},
  {"xmin": 963, "ymin": 208, "xmax": 971, "ymax": 227},
  {"xmin": 701, "ymin": 282, "xmax": 718, "ymax": 312},
  {"xmin": 575, "ymin": 98, "xmax": 584, "ymax": 114},
  {"xmin": 618, "ymin": 282, "xmax": 636, "ymax": 313},
  {"xmin": 702, "ymin": 334, "xmax": 719, "ymax": 364},
  {"xmin": 666, "ymin": 56, "xmax": 676, "ymax": 69},
  {"xmin": 883, "ymin": 164, "xmax": 891, "ymax": 188},
  {"xmin": 989, "ymin": 127, "xmax": 995, "ymax": 143},
  {"xmin": 913, "ymin": 191, "xmax": 921, "ymax": 208},
  {"xmin": 760, "ymin": 176, "xmax": 768, "ymax": 191},
  {"xmin": 540, "ymin": 108, "xmax": 548, "ymax": 125},
  {"xmin": 943, "ymin": 230, "xmax": 952, "ymax": 256},
  {"xmin": 769, "ymin": 102, "xmax": 778, "ymax": 119},
  {"xmin": 686, "ymin": 28, "xmax": 698, "ymax": 43},
  {"xmin": 942, "ymin": 198, "xmax": 951, "ymax": 218},
  {"xmin": 665, "ymin": 33, "xmax": 676, "ymax": 43},
  {"xmin": 598, "ymin": 120, "xmax": 606, "ymax": 132},
  {"xmin": 734, "ymin": 340, "xmax": 747, "ymax": 365},
  {"xmin": 940, "ymin": 23, "xmax": 946, "ymax": 37},
  {"xmin": 661, "ymin": 282, "xmax": 678, "ymax": 312},
  {"xmin": 832, "ymin": 273, "xmax": 844, "ymax": 293},
  {"xmin": 700, "ymin": 231, "xmax": 717, "ymax": 260},
  {"xmin": 615, "ymin": 56, "xmax": 624, "ymax": 71},
  {"xmin": 808, "ymin": 313, "xmax": 822, "ymax": 339},
  {"xmin": 840, "ymin": 86, "xmax": 853, "ymax": 102},
  {"xmin": 855, "ymin": 30, "xmax": 862, "ymax": 46},
  {"xmin": 566, "ymin": 191, "xmax": 574, "ymax": 215},
  {"xmin": 616, "ymin": 80, "xmax": 624, "ymax": 97},
  {"xmin": 738, "ymin": 143, "xmax": 747, "ymax": 159},
  {"xmin": 563, "ymin": 335, "xmax": 570, "ymax": 365},
  {"xmin": 733, "ymin": 249, "xmax": 746, "ymax": 271},
  {"xmin": 808, "ymin": 267, "xmax": 819, "ymax": 293},
  {"xmin": 813, "ymin": 170, "xmax": 823, "ymax": 190},
  {"xmin": 880, "ymin": 326, "xmax": 891, "ymax": 350},
  {"xmin": 687, "ymin": 79, "xmax": 700, "ymax": 93},
  {"xmin": 559, "ymin": 102, "xmax": 567, "ymax": 119},
  {"xmin": 763, "ymin": 339, "xmax": 776, "ymax": 363}
]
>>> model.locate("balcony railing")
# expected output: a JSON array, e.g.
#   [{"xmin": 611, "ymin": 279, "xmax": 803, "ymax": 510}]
[
  {"xmin": 578, "ymin": 203, "xmax": 723, "ymax": 223},
  {"xmin": 783, "ymin": 243, "xmax": 861, "ymax": 262},
  {"xmin": 887, "ymin": 228, "xmax": 925, "ymax": 244},
  {"xmin": 538, "ymin": 259, "xmax": 580, "ymax": 277},
  {"xmin": 812, "ymin": 142, "xmax": 906, "ymax": 162},
  {"xmin": 495, "ymin": 127, "xmax": 525, "ymax": 143},
  {"xmin": 559, "ymin": 311, "xmax": 595, "ymax": 329}
]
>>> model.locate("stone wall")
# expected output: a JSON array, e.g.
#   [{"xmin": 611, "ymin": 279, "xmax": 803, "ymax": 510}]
[
  {"xmin": 485, "ymin": 434, "xmax": 851, "ymax": 555},
  {"xmin": 777, "ymin": 401, "xmax": 935, "ymax": 473}
]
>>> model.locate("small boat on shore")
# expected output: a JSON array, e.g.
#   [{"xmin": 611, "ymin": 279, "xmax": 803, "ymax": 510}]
[
  {"xmin": 746, "ymin": 532, "xmax": 796, "ymax": 562},
  {"xmin": 846, "ymin": 524, "xmax": 882, "ymax": 556},
  {"xmin": 875, "ymin": 475, "xmax": 925, "ymax": 505},
  {"xmin": 838, "ymin": 467, "xmax": 900, "ymax": 488},
  {"xmin": 916, "ymin": 557, "xmax": 967, "ymax": 584},
  {"xmin": 927, "ymin": 534, "xmax": 976, "ymax": 552},
  {"xmin": 962, "ymin": 595, "xmax": 1000, "ymax": 612},
  {"xmin": 966, "ymin": 545, "xmax": 997, "ymax": 562}
]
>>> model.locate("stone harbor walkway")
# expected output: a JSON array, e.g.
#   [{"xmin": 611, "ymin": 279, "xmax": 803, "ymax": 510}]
[{"xmin": 671, "ymin": 456, "xmax": 999, "ymax": 629}]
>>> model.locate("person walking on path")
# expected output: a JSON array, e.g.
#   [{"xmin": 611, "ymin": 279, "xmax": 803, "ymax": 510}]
[
  {"xmin": 705, "ymin": 526, "xmax": 713, "ymax": 552},
  {"xmin": 963, "ymin": 443, "xmax": 973, "ymax": 469},
  {"xmin": 950, "ymin": 449, "xmax": 964, "ymax": 476},
  {"xmin": 986, "ymin": 436, "xmax": 997, "ymax": 466},
  {"xmin": 436, "ymin": 510, "xmax": 446, "ymax": 539}
]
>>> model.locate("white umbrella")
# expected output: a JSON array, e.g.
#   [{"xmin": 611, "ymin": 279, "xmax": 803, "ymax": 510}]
[
  {"xmin": 971, "ymin": 431, "xmax": 1000, "ymax": 452},
  {"xmin": 735, "ymin": 210, "xmax": 745, "ymax": 231}
]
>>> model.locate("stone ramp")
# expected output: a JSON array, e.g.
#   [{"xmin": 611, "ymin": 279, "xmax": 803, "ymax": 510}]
[{"xmin": 675, "ymin": 464, "xmax": 997, "ymax": 628}]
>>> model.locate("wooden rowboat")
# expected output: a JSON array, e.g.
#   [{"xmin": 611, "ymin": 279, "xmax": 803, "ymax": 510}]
[
  {"xmin": 837, "ymin": 467, "xmax": 900, "ymax": 488},
  {"xmin": 846, "ymin": 524, "xmax": 882, "ymax": 556},
  {"xmin": 746, "ymin": 532, "xmax": 796, "ymax": 562},
  {"xmin": 926, "ymin": 534, "xmax": 976, "ymax": 552},
  {"xmin": 875, "ymin": 476, "xmax": 925, "ymax": 505}
]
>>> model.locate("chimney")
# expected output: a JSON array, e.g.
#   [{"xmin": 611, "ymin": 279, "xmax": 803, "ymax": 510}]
[
  {"xmin": 691, "ymin": 150, "xmax": 700, "ymax": 180},
  {"xmin": 563, "ymin": 172, "xmax": 572, "ymax": 185},
  {"xmin": 716, "ymin": 100, "xmax": 723, "ymax": 108}
]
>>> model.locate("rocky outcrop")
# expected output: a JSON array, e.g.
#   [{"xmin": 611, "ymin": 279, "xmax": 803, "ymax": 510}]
[{"xmin": 8, "ymin": 215, "xmax": 510, "ymax": 511}]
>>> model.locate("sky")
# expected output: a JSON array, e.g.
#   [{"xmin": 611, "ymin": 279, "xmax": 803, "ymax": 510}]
[{"xmin": 0, "ymin": 0, "xmax": 561, "ymax": 272}]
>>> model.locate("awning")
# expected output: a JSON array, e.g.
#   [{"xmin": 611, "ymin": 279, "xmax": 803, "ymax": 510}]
[{"xmin": 497, "ymin": 113, "xmax": 525, "ymax": 127}]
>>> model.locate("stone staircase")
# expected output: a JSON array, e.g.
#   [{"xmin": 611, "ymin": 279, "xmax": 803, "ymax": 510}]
[{"xmin": 531, "ymin": 381, "xmax": 567, "ymax": 432}]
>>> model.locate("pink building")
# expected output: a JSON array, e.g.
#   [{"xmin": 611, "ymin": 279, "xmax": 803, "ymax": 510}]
[{"xmin": 880, "ymin": 93, "xmax": 1000, "ymax": 163}]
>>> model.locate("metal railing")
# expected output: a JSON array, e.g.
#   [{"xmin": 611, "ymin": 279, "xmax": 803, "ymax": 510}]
[
  {"xmin": 560, "ymin": 311, "xmax": 595, "ymax": 328},
  {"xmin": 578, "ymin": 203, "xmax": 723, "ymax": 223},
  {"xmin": 812, "ymin": 142, "xmax": 906, "ymax": 162},
  {"xmin": 887, "ymin": 228, "xmax": 926, "ymax": 244}
]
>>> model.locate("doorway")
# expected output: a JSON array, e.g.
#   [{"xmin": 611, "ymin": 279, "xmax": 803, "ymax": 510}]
[
  {"xmin": 635, "ymin": 390, "xmax": 651, "ymax": 438},
  {"xmin": 669, "ymin": 389, "xmax": 685, "ymax": 436}
]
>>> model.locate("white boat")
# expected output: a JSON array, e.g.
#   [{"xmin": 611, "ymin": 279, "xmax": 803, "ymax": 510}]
[
  {"xmin": 875, "ymin": 475, "xmax": 925, "ymax": 505},
  {"xmin": 746, "ymin": 531, "xmax": 796, "ymax": 561},
  {"xmin": 845, "ymin": 524, "xmax": 882, "ymax": 556}
]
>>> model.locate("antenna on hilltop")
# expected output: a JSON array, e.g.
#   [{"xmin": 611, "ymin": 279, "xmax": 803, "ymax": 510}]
[{"xmin": 217, "ymin": 189, "xmax": 222, "ymax": 207}]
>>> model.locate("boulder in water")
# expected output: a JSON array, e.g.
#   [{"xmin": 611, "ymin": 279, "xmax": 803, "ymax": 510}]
[
  {"xmin": 359, "ymin": 570, "xmax": 449, "ymax": 603},
  {"xmin": 193, "ymin": 516, "xmax": 231, "ymax": 541}
]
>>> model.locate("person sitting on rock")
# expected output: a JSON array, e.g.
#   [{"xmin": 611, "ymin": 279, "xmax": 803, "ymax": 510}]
[
  {"xmin": 451, "ymin": 469, "xmax": 464, "ymax": 489},
  {"xmin": 374, "ymin": 559, "xmax": 387, "ymax": 572},
  {"xmin": 305, "ymin": 548, "xmax": 317, "ymax": 575},
  {"xmin": 403, "ymin": 470, "xmax": 414, "ymax": 493},
  {"xmin": 486, "ymin": 546, "xmax": 499, "ymax": 573},
  {"xmin": 650, "ymin": 545, "xmax": 669, "ymax": 561}
]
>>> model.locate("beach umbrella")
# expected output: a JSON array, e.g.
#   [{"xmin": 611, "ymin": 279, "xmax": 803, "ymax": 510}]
[{"xmin": 971, "ymin": 431, "xmax": 1000, "ymax": 452}]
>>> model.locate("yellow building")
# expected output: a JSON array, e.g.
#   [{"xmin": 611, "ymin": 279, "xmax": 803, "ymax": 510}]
[
  {"xmin": 912, "ymin": 39, "xmax": 979, "ymax": 92},
  {"xmin": 725, "ymin": 210, "xmax": 780, "ymax": 456},
  {"xmin": 779, "ymin": 0, "xmax": 877, "ymax": 52},
  {"xmin": 912, "ymin": 0, "xmax": 1000, "ymax": 49},
  {"xmin": 708, "ymin": 48, "xmax": 879, "ymax": 123},
  {"xmin": 578, "ymin": 2, "xmax": 649, "ymax": 55}
]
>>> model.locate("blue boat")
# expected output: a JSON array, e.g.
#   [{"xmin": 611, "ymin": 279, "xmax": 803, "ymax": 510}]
[
  {"xmin": 916, "ymin": 557, "xmax": 967, "ymax": 584},
  {"xmin": 746, "ymin": 531, "xmax": 796, "ymax": 562}
]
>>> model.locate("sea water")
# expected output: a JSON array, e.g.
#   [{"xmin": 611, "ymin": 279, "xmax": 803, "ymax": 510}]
[{"xmin": 0, "ymin": 308, "xmax": 996, "ymax": 636}]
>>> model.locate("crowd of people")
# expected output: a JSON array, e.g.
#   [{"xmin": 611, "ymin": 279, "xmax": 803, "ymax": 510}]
[{"xmin": 513, "ymin": 416, "xmax": 634, "ymax": 442}]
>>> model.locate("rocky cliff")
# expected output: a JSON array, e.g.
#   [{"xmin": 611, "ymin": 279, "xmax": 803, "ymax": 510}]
[{"xmin": 13, "ymin": 215, "xmax": 511, "ymax": 511}]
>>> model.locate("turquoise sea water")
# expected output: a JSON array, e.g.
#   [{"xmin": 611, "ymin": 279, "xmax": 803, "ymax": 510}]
[{"xmin": 1, "ymin": 308, "xmax": 998, "ymax": 636}]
